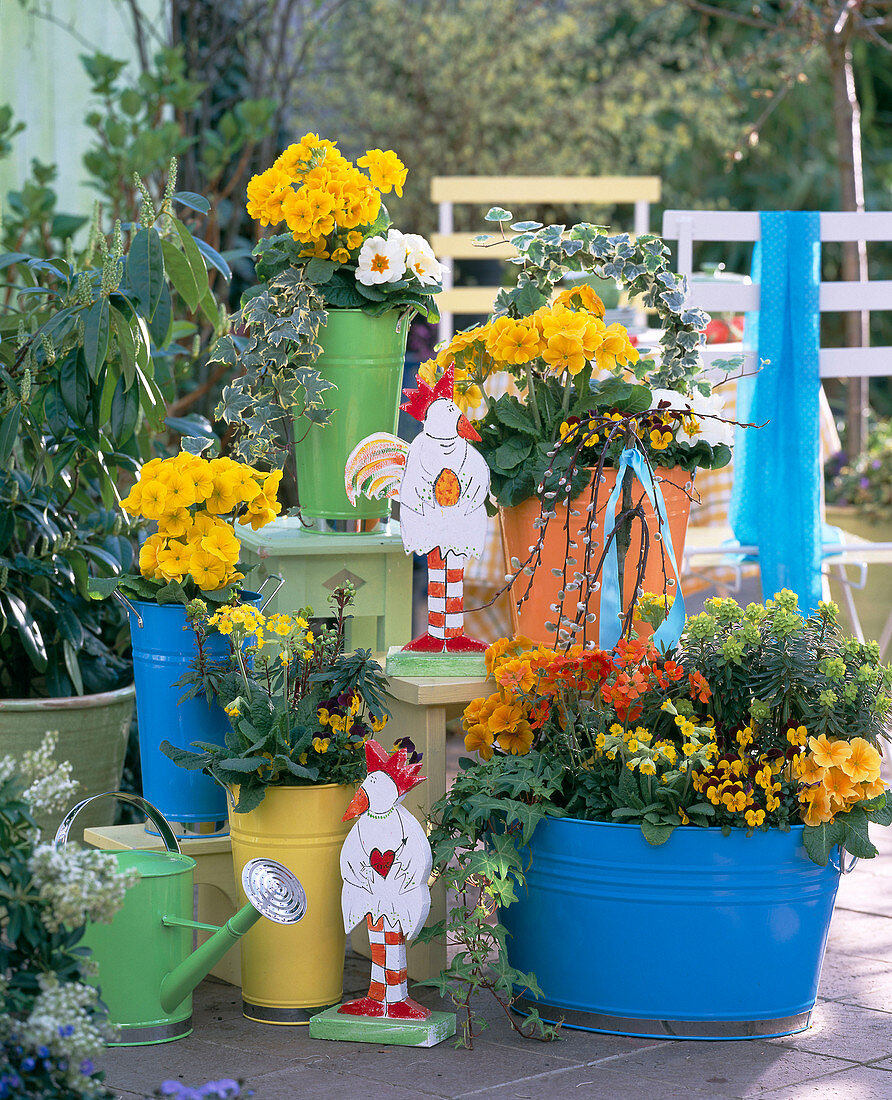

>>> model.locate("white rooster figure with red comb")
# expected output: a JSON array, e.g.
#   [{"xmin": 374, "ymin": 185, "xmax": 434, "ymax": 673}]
[
  {"xmin": 345, "ymin": 366, "xmax": 490, "ymax": 653},
  {"xmin": 339, "ymin": 739, "xmax": 431, "ymax": 1019}
]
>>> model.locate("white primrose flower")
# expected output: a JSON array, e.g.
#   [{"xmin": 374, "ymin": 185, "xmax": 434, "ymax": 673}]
[
  {"xmin": 678, "ymin": 390, "xmax": 734, "ymax": 449},
  {"xmin": 402, "ymin": 232, "xmax": 443, "ymax": 286},
  {"xmin": 356, "ymin": 229, "xmax": 407, "ymax": 285}
]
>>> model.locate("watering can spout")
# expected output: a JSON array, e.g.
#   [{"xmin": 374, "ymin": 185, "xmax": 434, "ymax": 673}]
[
  {"xmin": 159, "ymin": 906, "xmax": 260, "ymax": 1013},
  {"xmin": 159, "ymin": 857, "xmax": 307, "ymax": 1014}
]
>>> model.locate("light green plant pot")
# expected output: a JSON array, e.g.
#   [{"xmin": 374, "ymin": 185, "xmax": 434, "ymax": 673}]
[
  {"xmin": 294, "ymin": 308, "xmax": 408, "ymax": 525},
  {"xmin": 826, "ymin": 505, "xmax": 892, "ymax": 648},
  {"xmin": 0, "ymin": 684, "xmax": 134, "ymax": 838}
]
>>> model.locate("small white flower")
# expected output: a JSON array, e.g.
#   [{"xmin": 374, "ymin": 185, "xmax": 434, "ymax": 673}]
[
  {"xmin": 402, "ymin": 232, "xmax": 443, "ymax": 286},
  {"xmin": 29, "ymin": 843, "xmax": 139, "ymax": 932},
  {"xmin": 678, "ymin": 390, "xmax": 734, "ymax": 448},
  {"xmin": 356, "ymin": 230, "xmax": 407, "ymax": 285}
]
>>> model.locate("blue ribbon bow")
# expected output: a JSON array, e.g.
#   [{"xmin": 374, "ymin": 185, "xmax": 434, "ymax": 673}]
[{"xmin": 598, "ymin": 448, "xmax": 686, "ymax": 652}]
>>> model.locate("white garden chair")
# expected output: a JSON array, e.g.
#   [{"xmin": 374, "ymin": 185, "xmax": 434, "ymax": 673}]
[{"xmin": 662, "ymin": 210, "xmax": 892, "ymax": 658}]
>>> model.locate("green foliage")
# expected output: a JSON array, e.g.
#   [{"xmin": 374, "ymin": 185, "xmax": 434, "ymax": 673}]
[
  {"xmin": 418, "ymin": 753, "xmax": 565, "ymax": 1047},
  {"xmin": 826, "ymin": 417, "xmax": 892, "ymax": 521},
  {"xmin": 206, "ymin": 268, "xmax": 333, "ymax": 469},
  {"xmin": 0, "ymin": 167, "xmax": 228, "ymax": 697},
  {"xmin": 80, "ymin": 45, "xmax": 275, "ymax": 238},
  {"xmin": 303, "ymin": 0, "xmax": 742, "ymax": 239},
  {"xmin": 161, "ymin": 586, "xmax": 390, "ymax": 811},
  {"xmin": 0, "ymin": 748, "xmax": 116, "ymax": 1099}
]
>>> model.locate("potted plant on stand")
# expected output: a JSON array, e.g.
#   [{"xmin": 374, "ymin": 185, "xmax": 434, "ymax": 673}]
[
  {"xmin": 90, "ymin": 450, "xmax": 283, "ymax": 833},
  {"xmin": 0, "ymin": 168, "xmax": 227, "ymax": 836},
  {"xmin": 205, "ymin": 132, "xmax": 444, "ymax": 530},
  {"xmin": 416, "ymin": 216, "xmax": 735, "ymax": 644},
  {"xmin": 160, "ymin": 583, "xmax": 392, "ymax": 1022},
  {"xmin": 423, "ymin": 592, "xmax": 892, "ymax": 1042}
]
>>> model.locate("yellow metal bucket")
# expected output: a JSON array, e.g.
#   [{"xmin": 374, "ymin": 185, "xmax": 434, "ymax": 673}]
[{"xmin": 228, "ymin": 783, "xmax": 355, "ymax": 1023}]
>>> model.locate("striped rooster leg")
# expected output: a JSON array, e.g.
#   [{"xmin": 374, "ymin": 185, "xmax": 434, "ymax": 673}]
[
  {"xmin": 442, "ymin": 552, "xmax": 487, "ymax": 654},
  {"xmin": 381, "ymin": 921, "xmax": 429, "ymax": 1020},
  {"xmin": 401, "ymin": 548, "xmax": 447, "ymax": 652},
  {"xmin": 337, "ymin": 915, "xmax": 387, "ymax": 1017}
]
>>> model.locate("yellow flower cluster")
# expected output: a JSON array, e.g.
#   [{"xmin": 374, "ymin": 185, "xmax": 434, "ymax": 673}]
[
  {"xmin": 797, "ymin": 733, "xmax": 883, "ymax": 826},
  {"xmin": 208, "ymin": 603, "xmax": 313, "ymax": 658},
  {"xmin": 415, "ymin": 284, "xmax": 637, "ymax": 415},
  {"xmin": 121, "ymin": 454, "xmax": 282, "ymax": 592},
  {"xmin": 597, "ymin": 721, "xmax": 692, "ymax": 778},
  {"xmin": 245, "ymin": 132, "xmax": 407, "ymax": 261}
]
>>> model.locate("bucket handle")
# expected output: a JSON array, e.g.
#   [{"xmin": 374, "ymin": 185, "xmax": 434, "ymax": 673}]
[
  {"xmin": 830, "ymin": 845, "xmax": 859, "ymax": 875},
  {"xmin": 53, "ymin": 792, "xmax": 181, "ymax": 854},
  {"xmin": 113, "ymin": 590, "xmax": 143, "ymax": 628},
  {"xmin": 255, "ymin": 573, "xmax": 284, "ymax": 613}
]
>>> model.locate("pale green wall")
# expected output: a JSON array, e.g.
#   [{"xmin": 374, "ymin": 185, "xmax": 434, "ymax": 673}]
[{"xmin": 0, "ymin": 0, "xmax": 166, "ymax": 219}]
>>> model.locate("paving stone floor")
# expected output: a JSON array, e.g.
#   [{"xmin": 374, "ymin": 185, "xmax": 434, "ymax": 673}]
[{"xmin": 98, "ymin": 818, "xmax": 892, "ymax": 1100}]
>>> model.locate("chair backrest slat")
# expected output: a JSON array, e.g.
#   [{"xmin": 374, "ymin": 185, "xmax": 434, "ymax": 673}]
[{"xmin": 662, "ymin": 209, "xmax": 892, "ymax": 382}]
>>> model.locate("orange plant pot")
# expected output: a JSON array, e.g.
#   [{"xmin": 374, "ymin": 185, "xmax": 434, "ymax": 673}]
[{"xmin": 499, "ymin": 466, "xmax": 694, "ymax": 646}]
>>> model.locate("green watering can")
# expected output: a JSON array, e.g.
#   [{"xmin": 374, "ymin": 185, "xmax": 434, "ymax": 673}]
[{"xmin": 54, "ymin": 793, "xmax": 306, "ymax": 1046}]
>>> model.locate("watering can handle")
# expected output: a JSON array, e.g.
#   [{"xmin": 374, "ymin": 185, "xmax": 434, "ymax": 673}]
[{"xmin": 53, "ymin": 792, "xmax": 181, "ymax": 854}]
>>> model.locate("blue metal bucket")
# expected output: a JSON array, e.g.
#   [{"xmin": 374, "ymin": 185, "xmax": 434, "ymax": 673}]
[
  {"xmin": 502, "ymin": 818, "xmax": 841, "ymax": 1039},
  {"xmin": 128, "ymin": 595, "xmax": 260, "ymax": 826}
]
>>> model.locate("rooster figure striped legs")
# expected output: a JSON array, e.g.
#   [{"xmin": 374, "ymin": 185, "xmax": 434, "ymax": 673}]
[
  {"xmin": 403, "ymin": 548, "xmax": 487, "ymax": 653},
  {"xmin": 338, "ymin": 916, "xmax": 428, "ymax": 1020}
]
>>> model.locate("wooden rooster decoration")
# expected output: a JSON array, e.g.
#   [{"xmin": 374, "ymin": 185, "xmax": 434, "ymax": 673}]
[
  {"xmin": 345, "ymin": 366, "xmax": 490, "ymax": 658},
  {"xmin": 339, "ymin": 739, "xmax": 431, "ymax": 1020}
]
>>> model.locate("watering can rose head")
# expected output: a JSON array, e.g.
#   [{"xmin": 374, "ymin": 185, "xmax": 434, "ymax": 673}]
[
  {"xmin": 455, "ymin": 594, "xmax": 892, "ymax": 867},
  {"xmin": 162, "ymin": 584, "xmax": 391, "ymax": 814},
  {"xmin": 245, "ymin": 132, "xmax": 442, "ymax": 321}
]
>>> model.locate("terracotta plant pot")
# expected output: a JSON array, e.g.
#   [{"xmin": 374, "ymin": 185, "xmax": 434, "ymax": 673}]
[{"xmin": 500, "ymin": 466, "xmax": 693, "ymax": 645}]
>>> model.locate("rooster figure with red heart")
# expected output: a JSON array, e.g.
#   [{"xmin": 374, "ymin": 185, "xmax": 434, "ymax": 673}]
[
  {"xmin": 345, "ymin": 366, "xmax": 490, "ymax": 653},
  {"xmin": 339, "ymin": 738, "xmax": 431, "ymax": 1020}
]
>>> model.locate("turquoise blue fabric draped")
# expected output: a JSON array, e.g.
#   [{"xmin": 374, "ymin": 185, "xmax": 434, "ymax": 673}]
[{"xmin": 729, "ymin": 211, "xmax": 823, "ymax": 613}]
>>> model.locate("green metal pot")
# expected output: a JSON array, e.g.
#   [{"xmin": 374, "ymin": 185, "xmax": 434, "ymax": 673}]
[
  {"xmin": 55, "ymin": 793, "xmax": 306, "ymax": 1045},
  {"xmin": 294, "ymin": 308, "xmax": 408, "ymax": 526}
]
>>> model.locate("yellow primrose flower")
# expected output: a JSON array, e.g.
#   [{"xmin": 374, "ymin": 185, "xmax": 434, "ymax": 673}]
[
  {"xmin": 156, "ymin": 539, "xmax": 191, "ymax": 581},
  {"xmin": 138, "ymin": 478, "xmax": 168, "ymax": 521},
  {"xmin": 357, "ymin": 148, "xmax": 407, "ymax": 196},
  {"xmin": 808, "ymin": 734, "xmax": 852, "ymax": 770},
  {"xmin": 840, "ymin": 737, "xmax": 882, "ymax": 784},
  {"xmin": 464, "ymin": 723, "xmax": 494, "ymax": 760},
  {"xmin": 138, "ymin": 533, "xmax": 165, "ymax": 580}
]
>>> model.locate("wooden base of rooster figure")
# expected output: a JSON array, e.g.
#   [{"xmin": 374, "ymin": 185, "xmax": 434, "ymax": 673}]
[
  {"xmin": 345, "ymin": 366, "xmax": 490, "ymax": 677},
  {"xmin": 308, "ymin": 740, "xmax": 457, "ymax": 1048}
]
